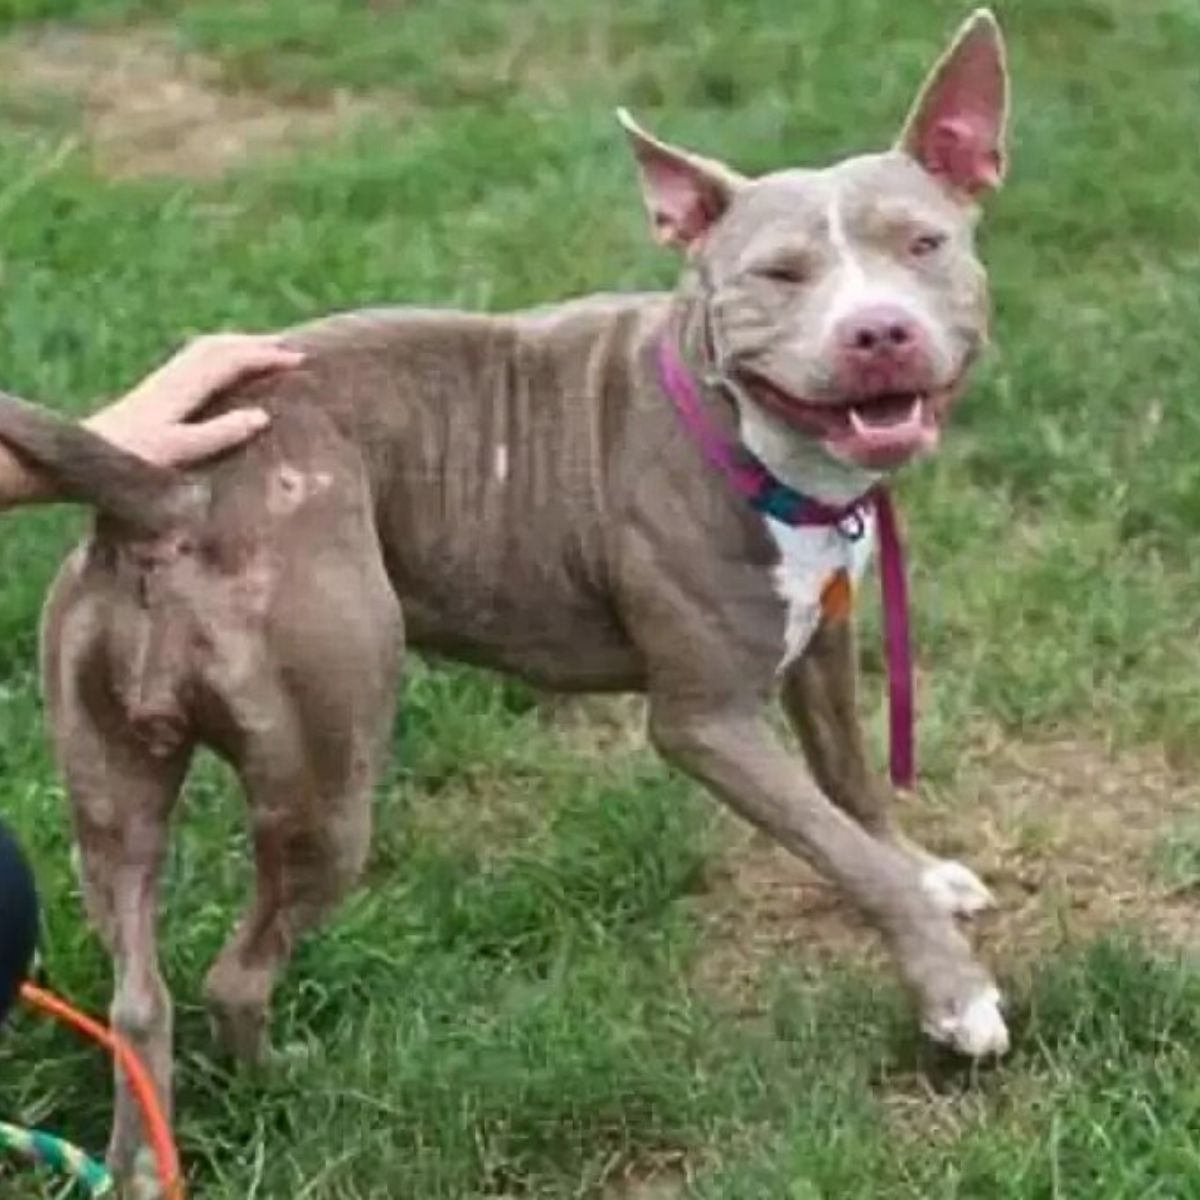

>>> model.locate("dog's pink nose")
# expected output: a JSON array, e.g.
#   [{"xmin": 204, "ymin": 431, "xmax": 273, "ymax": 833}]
[
  {"xmin": 834, "ymin": 304, "xmax": 929, "ymax": 392},
  {"xmin": 838, "ymin": 305, "xmax": 920, "ymax": 359}
]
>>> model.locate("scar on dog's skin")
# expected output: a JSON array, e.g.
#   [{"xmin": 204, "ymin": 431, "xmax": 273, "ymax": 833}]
[{"xmin": 0, "ymin": 10, "xmax": 1010, "ymax": 1193}]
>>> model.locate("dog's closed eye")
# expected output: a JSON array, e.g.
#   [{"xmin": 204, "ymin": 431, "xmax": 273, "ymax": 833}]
[
  {"xmin": 909, "ymin": 230, "xmax": 948, "ymax": 258},
  {"xmin": 758, "ymin": 257, "xmax": 811, "ymax": 285}
]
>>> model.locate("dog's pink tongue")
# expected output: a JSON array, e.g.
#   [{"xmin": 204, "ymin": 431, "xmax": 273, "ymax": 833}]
[{"xmin": 840, "ymin": 399, "xmax": 938, "ymax": 464}]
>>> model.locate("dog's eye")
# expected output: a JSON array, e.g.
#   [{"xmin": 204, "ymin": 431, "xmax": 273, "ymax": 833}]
[
  {"xmin": 761, "ymin": 261, "xmax": 808, "ymax": 285},
  {"xmin": 910, "ymin": 231, "xmax": 948, "ymax": 258}
]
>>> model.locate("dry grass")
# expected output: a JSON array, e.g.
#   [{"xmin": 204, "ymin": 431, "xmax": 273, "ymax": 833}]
[
  {"xmin": 530, "ymin": 697, "xmax": 1200, "ymax": 1012},
  {"xmin": 535, "ymin": 694, "xmax": 649, "ymax": 757},
  {"xmin": 531, "ymin": 697, "xmax": 1200, "ymax": 1011},
  {"xmin": 690, "ymin": 735, "xmax": 1200, "ymax": 1009},
  {"xmin": 602, "ymin": 1156, "xmax": 690, "ymax": 1200},
  {"xmin": 0, "ymin": 26, "xmax": 382, "ymax": 178}
]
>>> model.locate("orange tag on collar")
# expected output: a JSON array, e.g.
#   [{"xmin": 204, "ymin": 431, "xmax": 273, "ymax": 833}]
[{"xmin": 820, "ymin": 568, "xmax": 853, "ymax": 622}]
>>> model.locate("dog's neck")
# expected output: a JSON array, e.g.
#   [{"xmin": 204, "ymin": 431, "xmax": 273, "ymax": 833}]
[
  {"xmin": 673, "ymin": 288, "xmax": 882, "ymax": 508},
  {"xmin": 734, "ymin": 405, "xmax": 880, "ymax": 507}
]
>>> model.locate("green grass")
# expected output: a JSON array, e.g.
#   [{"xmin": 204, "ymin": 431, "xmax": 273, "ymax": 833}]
[{"xmin": 2, "ymin": 0, "xmax": 1200, "ymax": 1195}]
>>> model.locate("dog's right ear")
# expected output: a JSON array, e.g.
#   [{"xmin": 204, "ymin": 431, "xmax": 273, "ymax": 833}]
[{"xmin": 617, "ymin": 109, "xmax": 744, "ymax": 250}]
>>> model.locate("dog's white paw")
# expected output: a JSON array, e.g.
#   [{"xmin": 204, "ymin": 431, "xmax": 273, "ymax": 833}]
[
  {"xmin": 924, "ymin": 987, "xmax": 1010, "ymax": 1058},
  {"xmin": 920, "ymin": 859, "xmax": 996, "ymax": 918}
]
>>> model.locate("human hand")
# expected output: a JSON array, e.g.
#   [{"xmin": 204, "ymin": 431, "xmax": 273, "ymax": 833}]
[{"xmin": 84, "ymin": 333, "xmax": 304, "ymax": 467}]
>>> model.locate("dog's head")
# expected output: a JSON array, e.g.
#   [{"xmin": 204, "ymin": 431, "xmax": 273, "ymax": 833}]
[{"xmin": 622, "ymin": 9, "xmax": 1009, "ymax": 474}]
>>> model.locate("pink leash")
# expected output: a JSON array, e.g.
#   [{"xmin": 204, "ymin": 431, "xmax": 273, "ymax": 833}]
[
  {"xmin": 872, "ymin": 488, "xmax": 914, "ymax": 789},
  {"xmin": 656, "ymin": 337, "xmax": 916, "ymax": 789}
]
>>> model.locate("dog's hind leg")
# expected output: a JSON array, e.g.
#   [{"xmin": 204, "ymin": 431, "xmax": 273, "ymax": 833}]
[
  {"xmin": 202, "ymin": 737, "xmax": 393, "ymax": 1066},
  {"xmin": 201, "ymin": 547, "xmax": 403, "ymax": 1067},
  {"xmin": 42, "ymin": 615, "xmax": 190, "ymax": 1195},
  {"xmin": 782, "ymin": 617, "xmax": 995, "ymax": 918}
]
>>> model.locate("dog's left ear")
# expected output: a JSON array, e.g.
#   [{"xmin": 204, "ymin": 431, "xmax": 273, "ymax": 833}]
[
  {"xmin": 897, "ymin": 8, "xmax": 1009, "ymax": 198},
  {"xmin": 617, "ymin": 109, "xmax": 745, "ymax": 249}
]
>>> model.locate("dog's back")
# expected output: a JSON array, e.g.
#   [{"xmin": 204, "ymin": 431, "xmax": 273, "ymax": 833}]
[
  {"xmin": 31, "ymin": 297, "xmax": 663, "ymax": 771},
  {"xmin": 197, "ymin": 296, "xmax": 671, "ymax": 688}
]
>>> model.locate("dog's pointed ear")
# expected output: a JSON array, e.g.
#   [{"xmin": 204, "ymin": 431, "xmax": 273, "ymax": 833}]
[
  {"xmin": 896, "ymin": 9, "xmax": 1009, "ymax": 198},
  {"xmin": 617, "ymin": 108, "xmax": 744, "ymax": 249}
]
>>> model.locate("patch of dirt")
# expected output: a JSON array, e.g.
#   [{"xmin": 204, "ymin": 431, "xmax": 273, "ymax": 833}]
[
  {"xmin": 692, "ymin": 825, "xmax": 879, "ymax": 1008},
  {"xmin": 691, "ymin": 736, "xmax": 1200, "ymax": 1009},
  {"xmin": 523, "ymin": 699, "xmax": 1200, "ymax": 1010},
  {"xmin": 949, "ymin": 737, "xmax": 1200, "ymax": 960},
  {"xmin": 602, "ymin": 1156, "xmax": 690, "ymax": 1200},
  {"xmin": 0, "ymin": 28, "xmax": 380, "ymax": 179}
]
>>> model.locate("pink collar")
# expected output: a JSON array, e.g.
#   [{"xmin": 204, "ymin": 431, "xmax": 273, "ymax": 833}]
[{"xmin": 656, "ymin": 336, "xmax": 915, "ymax": 789}]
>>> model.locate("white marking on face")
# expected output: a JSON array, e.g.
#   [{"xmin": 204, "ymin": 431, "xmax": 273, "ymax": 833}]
[
  {"xmin": 819, "ymin": 181, "xmax": 939, "ymax": 351},
  {"xmin": 494, "ymin": 444, "xmax": 509, "ymax": 484},
  {"xmin": 766, "ymin": 512, "xmax": 875, "ymax": 671},
  {"xmin": 822, "ymin": 183, "xmax": 874, "ymax": 340},
  {"xmin": 827, "ymin": 184, "xmax": 868, "ymax": 289}
]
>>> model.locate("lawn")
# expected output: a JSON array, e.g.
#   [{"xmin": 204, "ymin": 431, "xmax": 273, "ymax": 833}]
[{"xmin": 3, "ymin": 0, "xmax": 1200, "ymax": 1196}]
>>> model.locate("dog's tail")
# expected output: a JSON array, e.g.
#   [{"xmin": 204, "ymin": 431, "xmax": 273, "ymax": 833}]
[{"xmin": 0, "ymin": 390, "xmax": 200, "ymax": 534}]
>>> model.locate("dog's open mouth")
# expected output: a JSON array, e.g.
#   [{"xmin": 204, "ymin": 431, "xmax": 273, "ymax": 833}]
[
  {"xmin": 745, "ymin": 377, "xmax": 960, "ymax": 470},
  {"xmin": 837, "ymin": 391, "xmax": 938, "ymax": 466}
]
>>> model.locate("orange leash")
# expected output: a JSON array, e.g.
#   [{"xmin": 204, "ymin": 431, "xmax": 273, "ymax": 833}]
[{"xmin": 20, "ymin": 981, "xmax": 184, "ymax": 1200}]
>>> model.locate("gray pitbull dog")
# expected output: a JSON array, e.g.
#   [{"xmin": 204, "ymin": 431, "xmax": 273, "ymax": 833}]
[{"xmin": 2, "ymin": 9, "xmax": 1010, "ymax": 1191}]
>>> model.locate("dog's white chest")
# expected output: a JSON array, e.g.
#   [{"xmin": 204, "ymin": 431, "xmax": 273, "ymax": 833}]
[{"xmin": 766, "ymin": 512, "xmax": 876, "ymax": 669}]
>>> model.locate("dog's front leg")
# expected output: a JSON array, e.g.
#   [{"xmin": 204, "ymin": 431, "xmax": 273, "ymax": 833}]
[
  {"xmin": 781, "ymin": 618, "xmax": 896, "ymax": 838},
  {"xmin": 649, "ymin": 700, "xmax": 1008, "ymax": 1057},
  {"xmin": 782, "ymin": 617, "xmax": 995, "ymax": 919}
]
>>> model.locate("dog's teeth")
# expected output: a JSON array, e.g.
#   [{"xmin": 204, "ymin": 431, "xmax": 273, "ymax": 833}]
[
  {"xmin": 909, "ymin": 398, "xmax": 923, "ymax": 420},
  {"xmin": 849, "ymin": 408, "xmax": 868, "ymax": 435}
]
